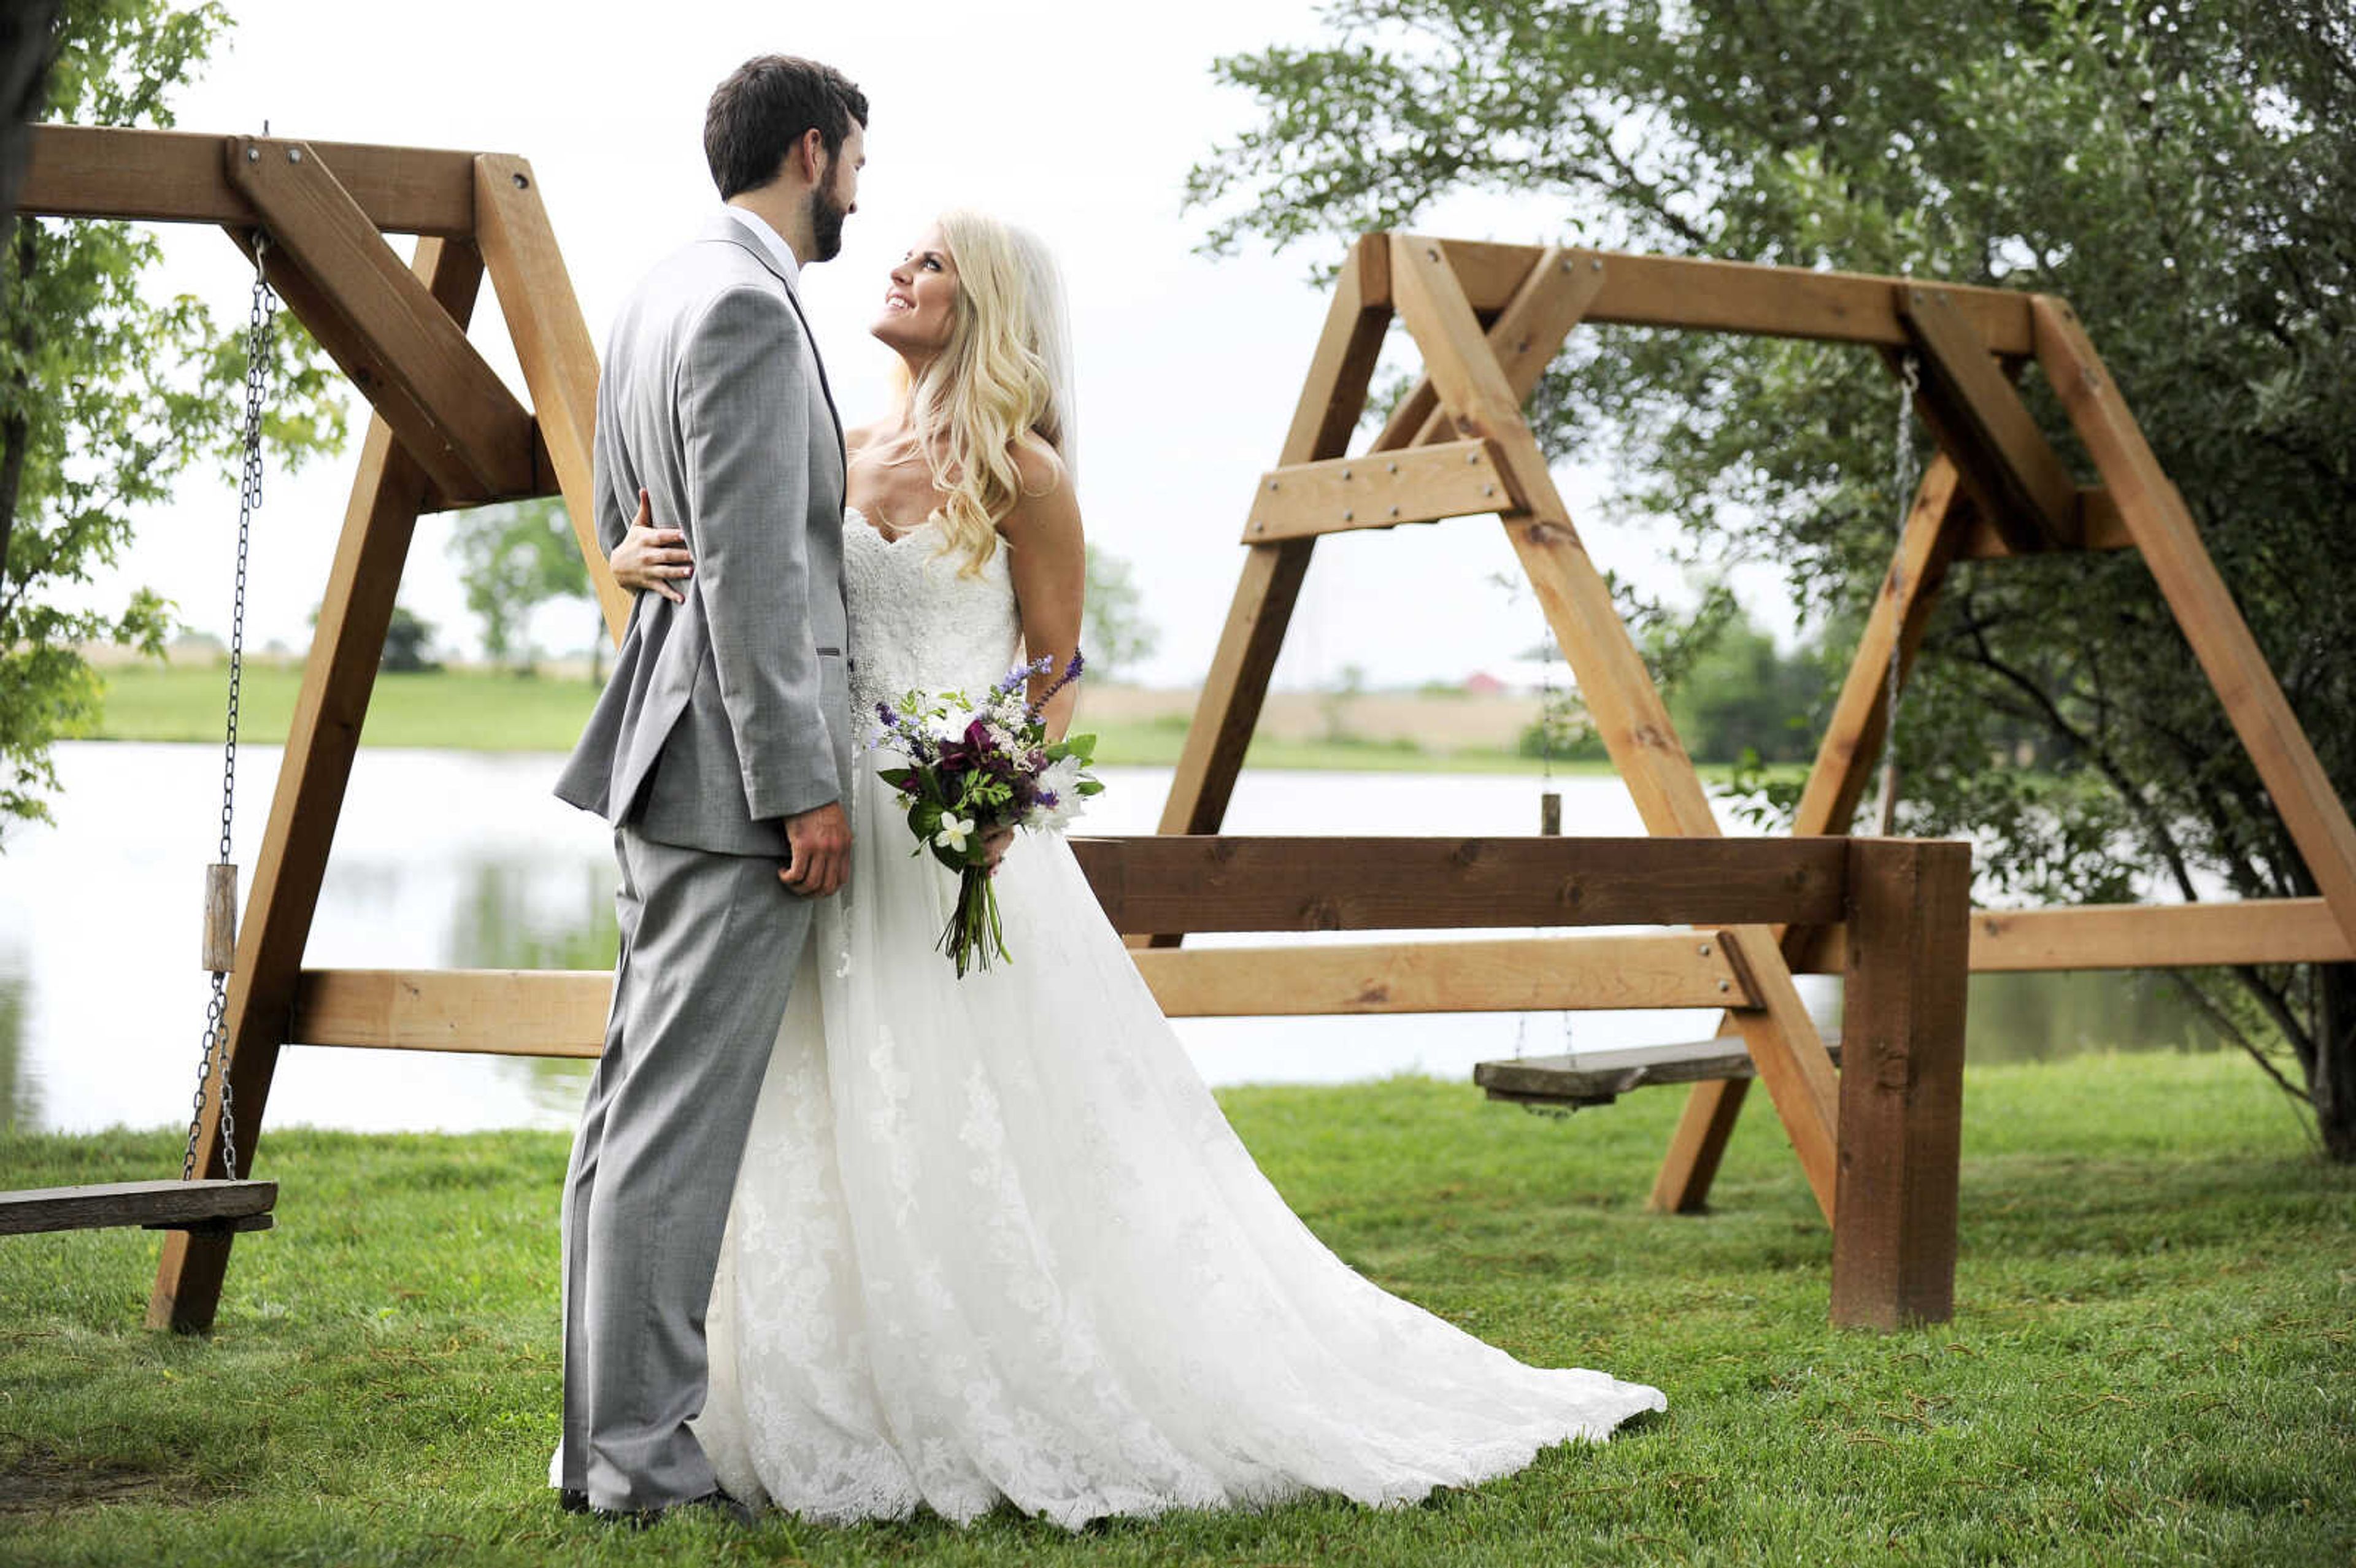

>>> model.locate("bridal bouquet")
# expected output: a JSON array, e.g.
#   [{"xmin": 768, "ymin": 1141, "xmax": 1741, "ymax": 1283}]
[{"xmin": 871, "ymin": 653, "xmax": 1099, "ymax": 976}]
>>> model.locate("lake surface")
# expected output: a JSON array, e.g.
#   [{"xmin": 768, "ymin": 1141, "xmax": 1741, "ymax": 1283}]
[{"xmin": 0, "ymin": 742, "xmax": 2218, "ymax": 1138}]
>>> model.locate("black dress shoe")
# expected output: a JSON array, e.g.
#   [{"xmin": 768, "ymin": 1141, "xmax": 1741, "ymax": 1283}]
[{"xmin": 558, "ymin": 1488, "xmax": 590, "ymax": 1515}]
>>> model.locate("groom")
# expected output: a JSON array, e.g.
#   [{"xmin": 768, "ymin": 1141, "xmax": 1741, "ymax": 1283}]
[{"xmin": 550, "ymin": 55, "xmax": 864, "ymax": 1521}]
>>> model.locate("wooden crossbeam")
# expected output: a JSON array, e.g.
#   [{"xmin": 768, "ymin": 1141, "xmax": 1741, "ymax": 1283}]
[
  {"xmin": 1243, "ymin": 440, "xmax": 1519, "ymax": 542},
  {"xmin": 473, "ymin": 153, "xmax": 631, "ymax": 644},
  {"xmin": 1899, "ymin": 287, "xmax": 2081, "ymax": 552},
  {"xmin": 18, "ymin": 125, "xmax": 479, "ymax": 234},
  {"xmin": 150, "ymin": 236, "xmax": 482, "ymax": 1336},
  {"xmin": 1957, "ymin": 486, "xmax": 2131, "ymax": 558},
  {"xmin": 228, "ymin": 137, "xmax": 535, "ymax": 505},
  {"xmin": 1409, "ymin": 239, "xmax": 2039, "ymax": 353},
  {"xmin": 1378, "ymin": 247, "xmax": 1604, "ymax": 452},
  {"xmin": 2033, "ymin": 296, "xmax": 2356, "ymax": 964},
  {"xmin": 1075, "ymin": 835, "xmax": 1848, "ymax": 934}
]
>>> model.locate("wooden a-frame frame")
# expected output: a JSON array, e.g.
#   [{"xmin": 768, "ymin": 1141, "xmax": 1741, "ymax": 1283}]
[
  {"xmin": 18, "ymin": 125, "xmax": 627, "ymax": 1331},
  {"xmin": 1162, "ymin": 233, "xmax": 2356, "ymax": 1219}
]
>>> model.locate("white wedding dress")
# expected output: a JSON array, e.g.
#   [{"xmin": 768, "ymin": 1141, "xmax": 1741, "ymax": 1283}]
[{"xmin": 690, "ymin": 510, "xmax": 1664, "ymax": 1529}]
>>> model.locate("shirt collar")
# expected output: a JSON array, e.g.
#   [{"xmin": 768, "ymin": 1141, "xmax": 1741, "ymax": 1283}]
[{"xmin": 720, "ymin": 204, "xmax": 801, "ymax": 288}]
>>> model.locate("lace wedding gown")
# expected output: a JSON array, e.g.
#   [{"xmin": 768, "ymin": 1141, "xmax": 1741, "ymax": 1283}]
[{"xmin": 690, "ymin": 510, "xmax": 1664, "ymax": 1529}]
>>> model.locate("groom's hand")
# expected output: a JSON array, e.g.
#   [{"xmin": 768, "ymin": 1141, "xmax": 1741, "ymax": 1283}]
[{"xmin": 780, "ymin": 801, "xmax": 852, "ymax": 898}]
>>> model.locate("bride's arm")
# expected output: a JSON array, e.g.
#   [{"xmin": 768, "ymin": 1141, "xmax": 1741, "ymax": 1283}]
[
  {"xmin": 608, "ymin": 488, "xmax": 695, "ymax": 604},
  {"xmin": 1000, "ymin": 444, "xmax": 1086, "ymax": 744}
]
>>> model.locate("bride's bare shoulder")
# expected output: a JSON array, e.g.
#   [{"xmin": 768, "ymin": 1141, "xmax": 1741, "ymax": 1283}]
[
  {"xmin": 844, "ymin": 419, "xmax": 887, "ymax": 459},
  {"xmin": 999, "ymin": 436, "xmax": 1080, "ymax": 548}
]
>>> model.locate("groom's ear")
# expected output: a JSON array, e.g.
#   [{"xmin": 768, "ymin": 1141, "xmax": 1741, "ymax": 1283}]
[{"xmin": 789, "ymin": 127, "xmax": 829, "ymax": 187}]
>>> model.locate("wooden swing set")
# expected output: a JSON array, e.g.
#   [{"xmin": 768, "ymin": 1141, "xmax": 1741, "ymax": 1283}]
[
  {"xmin": 1156, "ymin": 232, "xmax": 2356, "ymax": 1219},
  {"xmin": 10, "ymin": 126, "xmax": 2338, "ymax": 1339}
]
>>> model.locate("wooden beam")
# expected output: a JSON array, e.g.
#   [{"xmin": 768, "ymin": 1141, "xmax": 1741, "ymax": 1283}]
[
  {"xmin": 228, "ymin": 137, "xmax": 534, "ymax": 505},
  {"xmin": 1150, "ymin": 238, "xmax": 1392, "ymax": 927},
  {"xmin": 1479, "ymin": 1036, "xmax": 1845, "ymax": 1108},
  {"xmin": 1955, "ymin": 486, "xmax": 2133, "ymax": 558},
  {"xmin": 150, "ymin": 236, "xmax": 481, "ymax": 1336},
  {"xmin": 1072, "ymin": 835, "xmax": 1848, "ymax": 934},
  {"xmin": 1653, "ymin": 458, "xmax": 1970, "ymax": 1213},
  {"xmin": 1423, "ymin": 237, "xmax": 2037, "ymax": 353},
  {"xmin": 1831, "ymin": 838, "xmax": 1970, "ymax": 1330},
  {"xmin": 19, "ymin": 125, "xmax": 479, "ymax": 234},
  {"xmin": 1812, "ymin": 896, "xmax": 2356, "ymax": 972},
  {"xmin": 1899, "ymin": 286, "xmax": 2081, "ymax": 552},
  {"xmin": 2033, "ymin": 295, "xmax": 2356, "ymax": 966},
  {"xmin": 292, "ymin": 968, "xmax": 610, "ymax": 1056},
  {"xmin": 0, "ymin": 1180, "xmax": 277, "ymax": 1237},
  {"xmin": 1133, "ymin": 934, "xmax": 1755, "ymax": 1016},
  {"xmin": 1242, "ymin": 440, "xmax": 1520, "ymax": 542},
  {"xmin": 1387, "ymin": 233, "xmax": 1845, "ymax": 1216},
  {"xmin": 471, "ymin": 153, "xmax": 629, "ymax": 644},
  {"xmin": 1376, "ymin": 245, "xmax": 1602, "ymax": 454}
]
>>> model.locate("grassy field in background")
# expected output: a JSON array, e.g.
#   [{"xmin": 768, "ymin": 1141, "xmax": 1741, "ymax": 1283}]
[
  {"xmin": 77, "ymin": 661, "xmax": 1640, "ymax": 774},
  {"xmin": 2, "ymin": 1051, "xmax": 2349, "ymax": 1565}
]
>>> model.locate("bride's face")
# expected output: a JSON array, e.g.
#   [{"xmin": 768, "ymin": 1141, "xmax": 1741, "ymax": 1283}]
[{"xmin": 873, "ymin": 225, "xmax": 958, "ymax": 356}]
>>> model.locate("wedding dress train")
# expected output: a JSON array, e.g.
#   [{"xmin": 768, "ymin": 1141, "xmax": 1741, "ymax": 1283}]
[{"xmin": 691, "ymin": 511, "xmax": 1664, "ymax": 1529}]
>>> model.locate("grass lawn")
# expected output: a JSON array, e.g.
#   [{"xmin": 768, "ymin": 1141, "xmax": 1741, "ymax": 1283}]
[
  {"xmin": 76, "ymin": 663, "xmax": 1674, "ymax": 776},
  {"xmin": 1, "ymin": 1051, "xmax": 2349, "ymax": 1564}
]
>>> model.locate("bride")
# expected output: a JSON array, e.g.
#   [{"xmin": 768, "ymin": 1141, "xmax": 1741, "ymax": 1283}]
[{"xmin": 602, "ymin": 209, "xmax": 1665, "ymax": 1530}]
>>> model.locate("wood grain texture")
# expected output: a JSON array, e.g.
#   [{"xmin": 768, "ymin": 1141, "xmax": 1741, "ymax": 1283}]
[
  {"xmin": 0, "ymin": 1180, "xmax": 277, "ymax": 1237},
  {"xmin": 292, "ymin": 969, "xmax": 611, "ymax": 1057},
  {"xmin": 472, "ymin": 153, "xmax": 629, "ymax": 643},
  {"xmin": 1243, "ymin": 440, "xmax": 1519, "ymax": 542},
  {"xmin": 1478, "ymin": 1036, "xmax": 1845, "ymax": 1106},
  {"xmin": 20, "ymin": 125, "xmax": 479, "ymax": 234},
  {"xmin": 1421, "ymin": 236, "xmax": 2036, "ymax": 352},
  {"xmin": 150, "ymin": 236, "xmax": 483, "ymax": 1335},
  {"xmin": 1830, "ymin": 839, "xmax": 1971, "ymax": 1329},
  {"xmin": 228, "ymin": 138, "xmax": 533, "ymax": 504},
  {"xmin": 1071, "ymin": 836, "xmax": 1847, "ymax": 934},
  {"xmin": 2034, "ymin": 294, "xmax": 2356, "ymax": 967},
  {"xmin": 1899, "ymin": 286, "xmax": 2081, "ymax": 553}
]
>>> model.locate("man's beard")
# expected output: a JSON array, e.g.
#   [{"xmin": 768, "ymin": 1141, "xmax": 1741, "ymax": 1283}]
[{"xmin": 809, "ymin": 172, "xmax": 848, "ymax": 263}]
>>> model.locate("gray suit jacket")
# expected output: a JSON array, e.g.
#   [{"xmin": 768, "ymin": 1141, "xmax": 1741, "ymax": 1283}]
[{"xmin": 555, "ymin": 215, "xmax": 852, "ymax": 857}]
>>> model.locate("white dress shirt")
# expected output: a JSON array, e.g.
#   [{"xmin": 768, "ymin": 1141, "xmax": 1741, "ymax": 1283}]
[{"xmin": 720, "ymin": 204, "xmax": 802, "ymax": 290}]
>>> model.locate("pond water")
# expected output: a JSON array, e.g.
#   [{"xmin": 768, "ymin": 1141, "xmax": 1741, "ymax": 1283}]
[{"xmin": 0, "ymin": 742, "xmax": 2219, "ymax": 1138}]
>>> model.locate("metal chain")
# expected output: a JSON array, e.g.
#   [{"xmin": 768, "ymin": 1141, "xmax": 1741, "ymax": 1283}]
[
  {"xmin": 183, "ymin": 233, "xmax": 276, "ymax": 1185},
  {"xmin": 1874, "ymin": 353, "xmax": 1922, "ymax": 837}
]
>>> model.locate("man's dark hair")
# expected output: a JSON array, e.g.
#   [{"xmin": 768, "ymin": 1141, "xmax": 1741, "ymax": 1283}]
[{"xmin": 704, "ymin": 56, "xmax": 868, "ymax": 201}]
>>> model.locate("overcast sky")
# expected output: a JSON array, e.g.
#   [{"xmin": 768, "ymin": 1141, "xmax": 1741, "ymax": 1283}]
[{"xmin": 79, "ymin": 0, "xmax": 1795, "ymax": 691}]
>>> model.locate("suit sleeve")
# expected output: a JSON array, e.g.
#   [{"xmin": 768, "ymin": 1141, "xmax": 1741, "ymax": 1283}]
[
  {"xmin": 592, "ymin": 365, "xmax": 632, "ymax": 561},
  {"xmin": 679, "ymin": 284, "xmax": 839, "ymax": 820}
]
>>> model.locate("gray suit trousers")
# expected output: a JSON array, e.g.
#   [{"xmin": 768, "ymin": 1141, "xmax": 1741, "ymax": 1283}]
[{"xmin": 557, "ymin": 823, "xmax": 812, "ymax": 1512}]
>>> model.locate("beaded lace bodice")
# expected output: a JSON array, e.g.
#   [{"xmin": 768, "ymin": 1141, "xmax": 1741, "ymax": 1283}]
[{"xmin": 842, "ymin": 508, "xmax": 1022, "ymax": 728}]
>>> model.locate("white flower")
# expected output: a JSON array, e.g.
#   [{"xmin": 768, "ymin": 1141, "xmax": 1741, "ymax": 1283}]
[{"xmin": 933, "ymin": 814, "xmax": 976, "ymax": 853}]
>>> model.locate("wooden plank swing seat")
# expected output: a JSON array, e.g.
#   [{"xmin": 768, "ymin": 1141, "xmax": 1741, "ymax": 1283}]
[
  {"xmin": 0, "ymin": 1180, "xmax": 277, "ymax": 1238},
  {"xmin": 15, "ymin": 125, "xmax": 2351, "ymax": 1337}
]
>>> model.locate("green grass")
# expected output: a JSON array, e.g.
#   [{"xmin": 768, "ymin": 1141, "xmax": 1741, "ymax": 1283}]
[
  {"xmin": 1, "ymin": 1051, "xmax": 2349, "ymax": 1564},
  {"xmin": 78, "ymin": 663, "xmax": 1771, "ymax": 778}
]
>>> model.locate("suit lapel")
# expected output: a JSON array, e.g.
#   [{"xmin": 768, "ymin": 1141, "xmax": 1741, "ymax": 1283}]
[{"xmin": 701, "ymin": 217, "xmax": 847, "ymax": 474}]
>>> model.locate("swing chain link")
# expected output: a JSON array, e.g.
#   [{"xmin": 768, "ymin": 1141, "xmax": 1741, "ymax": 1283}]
[
  {"xmin": 183, "ymin": 232, "xmax": 277, "ymax": 1185},
  {"xmin": 1875, "ymin": 353, "xmax": 1922, "ymax": 837}
]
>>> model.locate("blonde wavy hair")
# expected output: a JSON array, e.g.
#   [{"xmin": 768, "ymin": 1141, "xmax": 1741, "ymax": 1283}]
[{"xmin": 890, "ymin": 210, "xmax": 1077, "ymax": 575}]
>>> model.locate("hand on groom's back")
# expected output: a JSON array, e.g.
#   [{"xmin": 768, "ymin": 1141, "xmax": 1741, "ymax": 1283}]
[{"xmin": 780, "ymin": 800, "xmax": 852, "ymax": 897}]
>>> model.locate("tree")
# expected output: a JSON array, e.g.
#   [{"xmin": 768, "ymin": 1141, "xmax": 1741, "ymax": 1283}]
[
  {"xmin": 1082, "ymin": 544, "xmax": 1158, "ymax": 682},
  {"xmin": 0, "ymin": 0, "xmax": 344, "ymax": 835},
  {"xmin": 1192, "ymin": 1, "xmax": 2356, "ymax": 1156},
  {"xmin": 379, "ymin": 604, "xmax": 437, "ymax": 674},
  {"xmin": 448, "ymin": 497, "xmax": 590, "ymax": 674}
]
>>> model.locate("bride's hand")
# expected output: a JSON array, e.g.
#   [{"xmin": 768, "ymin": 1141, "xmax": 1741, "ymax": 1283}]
[
  {"xmin": 608, "ymin": 488, "xmax": 693, "ymax": 604},
  {"xmin": 982, "ymin": 824, "xmax": 1015, "ymax": 877}
]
